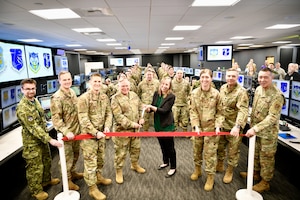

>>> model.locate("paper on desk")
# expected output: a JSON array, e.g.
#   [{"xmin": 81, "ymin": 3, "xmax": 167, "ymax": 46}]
[{"xmin": 279, "ymin": 133, "xmax": 297, "ymax": 139}]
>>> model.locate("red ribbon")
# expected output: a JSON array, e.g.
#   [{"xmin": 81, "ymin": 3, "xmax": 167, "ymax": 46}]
[{"xmin": 62, "ymin": 131, "xmax": 245, "ymax": 141}]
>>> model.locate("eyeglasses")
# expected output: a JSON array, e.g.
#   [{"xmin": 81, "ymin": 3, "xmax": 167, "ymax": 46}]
[{"xmin": 23, "ymin": 87, "xmax": 36, "ymax": 91}]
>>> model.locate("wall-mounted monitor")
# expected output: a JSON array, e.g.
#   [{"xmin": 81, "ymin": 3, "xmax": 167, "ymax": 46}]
[
  {"xmin": 126, "ymin": 58, "xmax": 139, "ymax": 66},
  {"xmin": 47, "ymin": 79, "xmax": 58, "ymax": 94},
  {"xmin": 110, "ymin": 58, "xmax": 124, "ymax": 66},
  {"xmin": 194, "ymin": 69, "xmax": 201, "ymax": 77},
  {"xmin": 1, "ymin": 104, "xmax": 18, "ymax": 130},
  {"xmin": 1, "ymin": 86, "xmax": 16, "ymax": 108},
  {"xmin": 243, "ymin": 75, "xmax": 253, "ymax": 89},
  {"xmin": 37, "ymin": 94, "xmax": 52, "ymax": 110},
  {"xmin": 282, "ymin": 99, "xmax": 289, "ymax": 116},
  {"xmin": 0, "ymin": 41, "xmax": 29, "ymax": 83},
  {"xmin": 54, "ymin": 55, "xmax": 68, "ymax": 75},
  {"xmin": 291, "ymin": 81, "xmax": 300, "ymax": 101},
  {"xmin": 198, "ymin": 46, "xmax": 204, "ymax": 61},
  {"xmin": 25, "ymin": 45, "xmax": 54, "ymax": 78},
  {"xmin": 15, "ymin": 85, "xmax": 23, "ymax": 102},
  {"xmin": 289, "ymin": 99, "xmax": 300, "ymax": 121},
  {"xmin": 73, "ymin": 75, "xmax": 81, "ymax": 85},
  {"xmin": 206, "ymin": 45, "xmax": 233, "ymax": 61},
  {"xmin": 183, "ymin": 67, "xmax": 193, "ymax": 75},
  {"xmin": 237, "ymin": 75, "xmax": 244, "ymax": 87},
  {"xmin": 212, "ymin": 71, "xmax": 222, "ymax": 81},
  {"xmin": 272, "ymin": 80, "xmax": 290, "ymax": 98}
]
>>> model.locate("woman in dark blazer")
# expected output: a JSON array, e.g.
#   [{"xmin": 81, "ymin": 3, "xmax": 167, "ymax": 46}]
[{"xmin": 146, "ymin": 76, "xmax": 177, "ymax": 177}]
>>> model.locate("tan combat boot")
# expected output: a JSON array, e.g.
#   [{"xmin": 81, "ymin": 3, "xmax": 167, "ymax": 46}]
[
  {"xmin": 96, "ymin": 173, "xmax": 112, "ymax": 185},
  {"xmin": 240, "ymin": 171, "xmax": 261, "ymax": 181},
  {"xmin": 223, "ymin": 165, "xmax": 234, "ymax": 183},
  {"xmin": 42, "ymin": 178, "xmax": 60, "ymax": 187},
  {"xmin": 253, "ymin": 179, "xmax": 270, "ymax": 193},
  {"xmin": 190, "ymin": 165, "xmax": 202, "ymax": 181},
  {"xmin": 116, "ymin": 169, "xmax": 123, "ymax": 184},
  {"xmin": 89, "ymin": 184, "xmax": 106, "ymax": 200},
  {"xmin": 204, "ymin": 174, "xmax": 215, "ymax": 191},
  {"xmin": 33, "ymin": 191, "xmax": 48, "ymax": 200},
  {"xmin": 68, "ymin": 179, "xmax": 80, "ymax": 190},
  {"xmin": 71, "ymin": 171, "xmax": 83, "ymax": 180},
  {"xmin": 131, "ymin": 162, "xmax": 146, "ymax": 174},
  {"xmin": 216, "ymin": 160, "xmax": 224, "ymax": 172}
]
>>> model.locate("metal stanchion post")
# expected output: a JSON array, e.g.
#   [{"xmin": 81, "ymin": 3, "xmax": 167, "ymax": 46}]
[
  {"xmin": 236, "ymin": 135, "xmax": 263, "ymax": 200},
  {"xmin": 54, "ymin": 133, "xmax": 80, "ymax": 200}
]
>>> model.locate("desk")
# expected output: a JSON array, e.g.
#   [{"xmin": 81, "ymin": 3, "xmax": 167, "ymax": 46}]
[
  {"xmin": 278, "ymin": 123, "xmax": 300, "ymax": 154},
  {"xmin": 0, "ymin": 122, "xmax": 54, "ymax": 165}
]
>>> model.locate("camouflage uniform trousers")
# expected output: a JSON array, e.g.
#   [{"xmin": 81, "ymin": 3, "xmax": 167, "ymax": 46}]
[
  {"xmin": 192, "ymin": 136, "xmax": 204, "ymax": 167},
  {"xmin": 80, "ymin": 138, "xmax": 106, "ymax": 186},
  {"xmin": 254, "ymin": 136, "xmax": 278, "ymax": 181},
  {"xmin": 64, "ymin": 140, "xmax": 81, "ymax": 179},
  {"xmin": 112, "ymin": 136, "xmax": 141, "ymax": 169},
  {"xmin": 23, "ymin": 143, "xmax": 52, "ymax": 195},
  {"xmin": 172, "ymin": 105, "xmax": 189, "ymax": 131},
  {"xmin": 217, "ymin": 129, "xmax": 242, "ymax": 167}
]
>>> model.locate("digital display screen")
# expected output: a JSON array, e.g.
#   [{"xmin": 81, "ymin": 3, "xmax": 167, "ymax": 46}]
[
  {"xmin": 198, "ymin": 46, "xmax": 204, "ymax": 61},
  {"xmin": 212, "ymin": 71, "xmax": 222, "ymax": 81},
  {"xmin": 73, "ymin": 75, "xmax": 81, "ymax": 85},
  {"xmin": 15, "ymin": 85, "xmax": 23, "ymax": 103},
  {"xmin": 194, "ymin": 69, "xmax": 200, "ymax": 77},
  {"xmin": 126, "ymin": 58, "xmax": 139, "ymax": 66},
  {"xmin": 243, "ymin": 76, "xmax": 253, "ymax": 89},
  {"xmin": 289, "ymin": 99, "xmax": 300, "ymax": 120},
  {"xmin": 1, "ymin": 86, "xmax": 16, "ymax": 108},
  {"xmin": 207, "ymin": 45, "xmax": 233, "ymax": 61},
  {"xmin": 54, "ymin": 55, "xmax": 68, "ymax": 75},
  {"xmin": 281, "ymin": 99, "xmax": 289, "ymax": 116},
  {"xmin": 272, "ymin": 80, "xmax": 290, "ymax": 98},
  {"xmin": 47, "ymin": 79, "xmax": 59, "ymax": 94},
  {"xmin": 110, "ymin": 58, "xmax": 124, "ymax": 66},
  {"xmin": 291, "ymin": 81, "xmax": 300, "ymax": 101},
  {"xmin": 237, "ymin": 75, "xmax": 244, "ymax": 87},
  {"xmin": 25, "ymin": 45, "xmax": 54, "ymax": 78},
  {"xmin": 38, "ymin": 95, "xmax": 52, "ymax": 110},
  {"xmin": 71, "ymin": 86, "xmax": 80, "ymax": 96},
  {"xmin": 0, "ymin": 41, "xmax": 29, "ymax": 83},
  {"xmin": 2, "ymin": 104, "xmax": 18, "ymax": 130}
]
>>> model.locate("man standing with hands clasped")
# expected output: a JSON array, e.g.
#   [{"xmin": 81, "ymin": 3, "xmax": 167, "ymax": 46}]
[{"xmin": 240, "ymin": 67, "xmax": 284, "ymax": 193}]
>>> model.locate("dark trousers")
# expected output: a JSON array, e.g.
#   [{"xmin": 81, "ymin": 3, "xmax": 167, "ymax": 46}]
[{"xmin": 157, "ymin": 137, "xmax": 176, "ymax": 169}]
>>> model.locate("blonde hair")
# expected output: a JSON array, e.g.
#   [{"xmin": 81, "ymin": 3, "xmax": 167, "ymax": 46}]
[{"xmin": 158, "ymin": 76, "xmax": 172, "ymax": 96}]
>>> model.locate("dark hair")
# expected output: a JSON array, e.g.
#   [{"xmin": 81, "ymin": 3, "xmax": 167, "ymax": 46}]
[{"xmin": 21, "ymin": 79, "xmax": 36, "ymax": 87}]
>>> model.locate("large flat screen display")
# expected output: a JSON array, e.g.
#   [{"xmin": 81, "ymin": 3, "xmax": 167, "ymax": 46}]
[
  {"xmin": 54, "ymin": 55, "xmax": 68, "ymax": 75},
  {"xmin": 37, "ymin": 95, "xmax": 52, "ymax": 110},
  {"xmin": 110, "ymin": 58, "xmax": 124, "ymax": 66},
  {"xmin": 272, "ymin": 80, "xmax": 290, "ymax": 98},
  {"xmin": 1, "ymin": 86, "xmax": 16, "ymax": 108},
  {"xmin": 25, "ymin": 45, "xmax": 54, "ymax": 78},
  {"xmin": 0, "ymin": 41, "xmax": 28, "ymax": 83},
  {"xmin": 291, "ymin": 81, "xmax": 300, "ymax": 101},
  {"xmin": 289, "ymin": 99, "xmax": 300, "ymax": 120},
  {"xmin": 198, "ymin": 46, "xmax": 204, "ymax": 61},
  {"xmin": 281, "ymin": 99, "xmax": 289, "ymax": 116},
  {"xmin": 126, "ymin": 58, "xmax": 139, "ymax": 66},
  {"xmin": 47, "ymin": 79, "xmax": 59, "ymax": 94},
  {"xmin": 2, "ymin": 103, "xmax": 18, "ymax": 130},
  {"xmin": 206, "ymin": 45, "xmax": 233, "ymax": 61}
]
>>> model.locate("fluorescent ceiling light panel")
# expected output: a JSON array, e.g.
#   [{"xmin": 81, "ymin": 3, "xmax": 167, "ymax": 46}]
[
  {"xmin": 192, "ymin": 0, "xmax": 240, "ymax": 7},
  {"xmin": 230, "ymin": 36, "xmax": 253, "ymax": 40},
  {"xmin": 161, "ymin": 43, "xmax": 175, "ymax": 45},
  {"xmin": 236, "ymin": 47, "xmax": 250, "ymax": 49},
  {"xmin": 158, "ymin": 46, "xmax": 170, "ymax": 49},
  {"xmin": 97, "ymin": 38, "xmax": 116, "ymax": 42},
  {"xmin": 17, "ymin": 39, "xmax": 43, "ymax": 42},
  {"xmin": 130, "ymin": 49, "xmax": 142, "ymax": 54},
  {"xmin": 115, "ymin": 47, "xmax": 127, "ymax": 49},
  {"xmin": 165, "ymin": 37, "xmax": 184, "ymax": 40},
  {"xmin": 74, "ymin": 49, "xmax": 87, "ymax": 51},
  {"xmin": 173, "ymin": 25, "xmax": 201, "ymax": 31},
  {"xmin": 272, "ymin": 41, "xmax": 291, "ymax": 44},
  {"xmin": 29, "ymin": 8, "xmax": 80, "ymax": 20},
  {"xmin": 215, "ymin": 41, "xmax": 232, "ymax": 44},
  {"xmin": 106, "ymin": 43, "xmax": 121, "ymax": 46},
  {"xmin": 238, "ymin": 43, "xmax": 253, "ymax": 46},
  {"xmin": 65, "ymin": 44, "xmax": 82, "ymax": 47},
  {"xmin": 265, "ymin": 24, "xmax": 300, "ymax": 29},
  {"xmin": 73, "ymin": 28, "xmax": 102, "ymax": 33},
  {"xmin": 250, "ymin": 45, "xmax": 264, "ymax": 48}
]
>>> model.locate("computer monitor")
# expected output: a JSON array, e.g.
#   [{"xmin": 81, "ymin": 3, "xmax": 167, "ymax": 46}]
[
  {"xmin": 73, "ymin": 75, "xmax": 81, "ymax": 85},
  {"xmin": 37, "ymin": 95, "xmax": 52, "ymax": 110},
  {"xmin": 281, "ymin": 99, "xmax": 289, "ymax": 116},
  {"xmin": 237, "ymin": 75, "xmax": 244, "ymax": 87},
  {"xmin": 291, "ymin": 81, "xmax": 300, "ymax": 101},
  {"xmin": 47, "ymin": 79, "xmax": 58, "ymax": 94},
  {"xmin": 272, "ymin": 80, "xmax": 290, "ymax": 98},
  {"xmin": 1, "ymin": 86, "xmax": 17, "ymax": 108},
  {"xmin": 1, "ymin": 104, "xmax": 18, "ymax": 130},
  {"xmin": 243, "ymin": 75, "xmax": 253, "ymax": 89},
  {"xmin": 289, "ymin": 99, "xmax": 300, "ymax": 121},
  {"xmin": 71, "ymin": 85, "xmax": 81, "ymax": 96}
]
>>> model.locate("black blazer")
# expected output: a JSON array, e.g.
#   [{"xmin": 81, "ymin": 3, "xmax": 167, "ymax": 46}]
[{"xmin": 151, "ymin": 91, "xmax": 175, "ymax": 128}]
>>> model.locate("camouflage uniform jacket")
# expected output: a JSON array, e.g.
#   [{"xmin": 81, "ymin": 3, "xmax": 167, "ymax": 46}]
[
  {"xmin": 251, "ymin": 84, "xmax": 284, "ymax": 140},
  {"xmin": 50, "ymin": 88, "xmax": 80, "ymax": 136},
  {"xmin": 172, "ymin": 78, "xmax": 191, "ymax": 106},
  {"xmin": 137, "ymin": 79, "xmax": 160, "ymax": 104},
  {"xmin": 190, "ymin": 87, "xmax": 223, "ymax": 131},
  {"xmin": 111, "ymin": 91, "xmax": 143, "ymax": 132},
  {"xmin": 17, "ymin": 97, "xmax": 51, "ymax": 146},
  {"xmin": 219, "ymin": 83, "xmax": 249, "ymax": 130},
  {"xmin": 77, "ymin": 90, "xmax": 113, "ymax": 136}
]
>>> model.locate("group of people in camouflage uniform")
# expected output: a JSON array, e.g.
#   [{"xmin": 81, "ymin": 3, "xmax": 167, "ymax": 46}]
[{"xmin": 16, "ymin": 62, "xmax": 284, "ymax": 200}]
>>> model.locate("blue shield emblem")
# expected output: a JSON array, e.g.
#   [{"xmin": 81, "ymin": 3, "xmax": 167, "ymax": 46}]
[
  {"xmin": 43, "ymin": 53, "xmax": 51, "ymax": 68},
  {"xmin": 222, "ymin": 48, "xmax": 230, "ymax": 56},
  {"xmin": 281, "ymin": 82, "xmax": 287, "ymax": 93},
  {"xmin": 10, "ymin": 48, "xmax": 24, "ymax": 71},
  {"xmin": 29, "ymin": 52, "xmax": 40, "ymax": 73}
]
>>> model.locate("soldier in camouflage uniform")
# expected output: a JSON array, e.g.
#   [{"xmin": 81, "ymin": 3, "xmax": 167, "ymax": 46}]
[
  {"xmin": 217, "ymin": 68, "xmax": 249, "ymax": 184},
  {"xmin": 157, "ymin": 62, "xmax": 168, "ymax": 80},
  {"xmin": 16, "ymin": 79, "xmax": 61, "ymax": 200},
  {"xmin": 189, "ymin": 69, "xmax": 223, "ymax": 191},
  {"xmin": 241, "ymin": 68, "xmax": 284, "ymax": 193},
  {"xmin": 111, "ymin": 77, "xmax": 146, "ymax": 184},
  {"xmin": 137, "ymin": 68, "xmax": 160, "ymax": 131},
  {"xmin": 77, "ymin": 73, "xmax": 113, "ymax": 200},
  {"xmin": 172, "ymin": 69, "xmax": 191, "ymax": 131},
  {"xmin": 50, "ymin": 71, "xmax": 83, "ymax": 191}
]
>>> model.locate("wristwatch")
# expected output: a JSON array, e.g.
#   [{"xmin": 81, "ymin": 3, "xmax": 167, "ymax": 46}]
[{"xmin": 235, "ymin": 124, "xmax": 241, "ymax": 129}]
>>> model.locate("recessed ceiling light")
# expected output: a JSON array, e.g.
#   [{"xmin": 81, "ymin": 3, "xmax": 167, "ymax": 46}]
[
  {"xmin": 161, "ymin": 43, "xmax": 175, "ymax": 45},
  {"xmin": 272, "ymin": 41, "xmax": 291, "ymax": 44},
  {"xmin": 265, "ymin": 24, "xmax": 300, "ymax": 29},
  {"xmin": 236, "ymin": 46, "xmax": 250, "ymax": 49},
  {"xmin": 72, "ymin": 28, "xmax": 102, "ymax": 33},
  {"xmin": 250, "ymin": 44, "xmax": 264, "ymax": 48},
  {"xmin": 17, "ymin": 39, "xmax": 43, "ymax": 42},
  {"xmin": 215, "ymin": 41, "xmax": 232, "ymax": 44},
  {"xmin": 173, "ymin": 25, "xmax": 201, "ymax": 31},
  {"xmin": 230, "ymin": 36, "xmax": 253, "ymax": 40},
  {"xmin": 97, "ymin": 38, "xmax": 116, "ymax": 42},
  {"xmin": 29, "ymin": 8, "xmax": 80, "ymax": 20},
  {"xmin": 115, "ymin": 47, "xmax": 127, "ymax": 49},
  {"xmin": 158, "ymin": 46, "xmax": 170, "ymax": 49},
  {"xmin": 130, "ymin": 49, "xmax": 142, "ymax": 54},
  {"xmin": 165, "ymin": 37, "xmax": 184, "ymax": 40},
  {"xmin": 65, "ymin": 44, "xmax": 82, "ymax": 47},
  {"xmin": 192, "ymin": 0, "xmax": 240, "ymax": 7},
  {"xmin": 238, "ymin": 43, "xmax": 253, "ymax": 46},
  {"xmin": 106, "ymin": 43, "xmax": 121, "ymax": 46}
]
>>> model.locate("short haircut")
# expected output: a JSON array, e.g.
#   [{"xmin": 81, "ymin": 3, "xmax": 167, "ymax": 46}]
[
  {"xmin": 90, "ymin": 73, "xmax": 102, "ymax": 80},
  {"xmin": 200, "ymin": 68, "xmax": 212, "ymax": 78},
  {"xmin": 58, "ymin": 71, "xmax": 71, "ymax": 79},
  {"xmin": 20, "ymin": 78, "xmax": 36, "ymax": 87}
]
